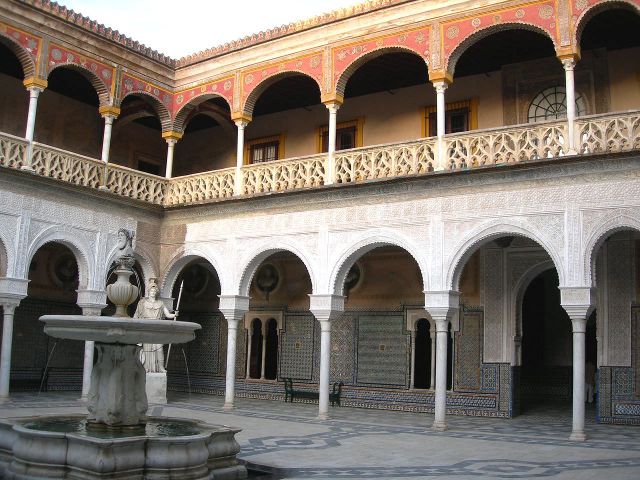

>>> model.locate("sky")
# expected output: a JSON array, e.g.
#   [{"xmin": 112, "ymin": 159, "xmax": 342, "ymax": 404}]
[{"xmin": 59, "ymin": 0, "xmax": 361, "ymax": 58}]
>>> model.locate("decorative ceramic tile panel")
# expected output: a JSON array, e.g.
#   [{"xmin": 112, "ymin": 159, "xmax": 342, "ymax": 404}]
[
  {"xmin": 279, "ymin": 313, "xmax": 315, "ymax": 381},
  {"xmin": 455, "ymin": 309, "xmax": 483, "ymax": 391},
  {"xmin": 356, "ymin": 315, "xmax": 408, "ymax": 388},
  {"xmin": 331, "ymin": 314, "xmax": 356, "ymax": 384}
]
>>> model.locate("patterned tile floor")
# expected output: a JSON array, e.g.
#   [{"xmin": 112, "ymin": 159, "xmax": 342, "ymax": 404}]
[{"xmin": 1, "ymin": 392, "xmax": 639, "ymax": 479}]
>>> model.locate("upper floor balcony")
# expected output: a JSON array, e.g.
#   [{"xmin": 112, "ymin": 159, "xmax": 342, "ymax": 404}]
[
  {"xmin": 0, "ymin": 1, "xmax": 638, "ymax": 207},
  {"xmin": 1, "ymin": 108, "xmax": 638, "ymax": 206}
]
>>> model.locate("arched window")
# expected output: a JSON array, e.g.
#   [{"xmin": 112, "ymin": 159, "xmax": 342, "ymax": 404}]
[{"xmin": 527, "ymin": 86, "xmax": 587, "ymax": 122}]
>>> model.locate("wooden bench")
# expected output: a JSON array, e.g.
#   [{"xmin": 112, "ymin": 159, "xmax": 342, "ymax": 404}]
[{"xmin": 283, "ymin": 378, "xmax": 343, "ymax": 406}]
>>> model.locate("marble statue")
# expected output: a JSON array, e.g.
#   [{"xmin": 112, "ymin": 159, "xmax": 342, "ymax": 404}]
[
  {"xmin": 133, "ymin": 279, "xmax": 178, "ymax": 373},
  {"xmin": 115, "ymin": 228, "xmax": 135, "ymax": 268}
]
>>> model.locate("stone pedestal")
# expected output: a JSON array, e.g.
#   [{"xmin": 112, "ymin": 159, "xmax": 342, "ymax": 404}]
[{"xmin": 146, "ymin": 372, "xmax": 167, "ymax": 404}]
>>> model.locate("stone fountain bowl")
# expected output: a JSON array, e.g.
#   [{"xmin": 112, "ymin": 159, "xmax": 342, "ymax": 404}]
[{"xmin": 39, "ymin": 315, "xmax": 201, "ymax": 344}]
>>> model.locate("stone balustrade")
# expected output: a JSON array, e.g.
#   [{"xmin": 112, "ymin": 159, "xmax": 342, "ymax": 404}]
[{"xmin": 0, "ymin": 110, "xmax": 638, "ymax": 206}]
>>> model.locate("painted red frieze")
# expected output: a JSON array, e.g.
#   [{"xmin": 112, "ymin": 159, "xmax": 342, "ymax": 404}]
[
  {"xmin": 442, "ymin": 1, "xmax": 560, "ymax": 70},
  {"xmin": 332, "ymin": 27, "xmax": 430, "ymax": 85},
  {"xmin": 48, "ymin": 44, "xmax": 115, "ymax": 94},
  {"xmin": 0, "ymin": 21, "xmax": 41, "ymax": 60},
  {"xmin": 571, "ymin": 0, "xmax": 640, "ymax": 31},
  {"xmin": 173, "ymin": 77, "xmax": 234, "ymax": 116},
  {"xmin": 241, "ymin": 52, "xmax": 323, "ymax": 103},
  {"xmin": 120, "ymin": 73, "xmax": 173, "ymax": 111}
]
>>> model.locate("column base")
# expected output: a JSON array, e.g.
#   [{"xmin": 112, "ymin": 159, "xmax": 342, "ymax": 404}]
[
  {"xmin": 0, "ymin": 395, "xmax": 9, "ymax": 404},
  {"xmin": 223, "ymin": 402, "xmax": 235, "ymax": 411},
  {"xmin": 19, "ymin": 166, "xmax": 35, "ymax": 173},
  {"xmin": 569, "ymin": 430, "xmax": 587, "ymax": 442},
  {"xmin": 316, "ymin": 412, "xmax": 329, "ymax": 421},
  {"xmin": 432, "ymin": 420, "xmax": 448, "ymax": 432},
  {"xmin": 98, "ymin": 185, "xmax": 110, "ymax": 191},
  {"xmin": 566, "ymin": 148, "xmax": 578, "ymax": 156}
]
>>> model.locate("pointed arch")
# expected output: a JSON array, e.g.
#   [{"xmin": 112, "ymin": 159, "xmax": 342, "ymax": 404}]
[
  {"xmin": 583, "ymin": 213, "xmax": 640, "ymax": 287},
  {"xmin": 242, "ymin": 71, "xmax": 322, "ymax": 119},
  {"xmin": 24, "ymin": 226, "xmax": 93, "ymax": 290},
  {"xmin": 335, "ymin": 46, "xmax": 429, "ymax": 99},
  {"xmin": 446, "ymin": 221, "xmax": 565, "ymax": 292},
  {"xmin": 0, "ymin": 33, "xmax": 36, "ymax": 78},
  {"xmin": 574, "ymin": 0, "xmax": 640, "ymax": 47},
  {"xmin": 236, "ymin": 239, "xmax": 316, "ymax": 298},
  {"xmin": 445, "ymin": 23, "xmax": 557, "ymax": 77},
  {"xmin": 48, "ymin": 63, "xmax": 111, "ymax": 106},
  {"xmin": 328, "ymin": 229, "xmax": 428, "ymax": 296},
  {"xmin": 119, "ymin": 91, "xmax": 173, "ymax": 132}
]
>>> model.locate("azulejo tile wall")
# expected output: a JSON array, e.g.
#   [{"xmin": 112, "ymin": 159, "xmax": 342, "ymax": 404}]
[
  {"xmin": 11, "ymin": 298, "xmax": 82, "ymax": 391},
  {"xmin": 169, "ymin": 306, "xmax": 518, "ymax": 417},
  {"xmin": 597, "ymin": 306, "xmax": 640, "ymax": 425}
]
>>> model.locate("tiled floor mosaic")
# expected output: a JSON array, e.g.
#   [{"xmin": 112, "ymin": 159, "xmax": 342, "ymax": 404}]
[{"xmin": 1, "ymin": 392, "xmax": 639, "ymax": 479}]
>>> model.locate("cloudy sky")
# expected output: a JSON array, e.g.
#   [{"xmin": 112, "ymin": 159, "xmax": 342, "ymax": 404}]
[{"xmin": 59, "ymin": 0, "xmax": 360, "ymax": 58}]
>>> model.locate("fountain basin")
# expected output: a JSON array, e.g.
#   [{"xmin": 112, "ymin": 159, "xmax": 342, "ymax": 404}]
[
  {"xmin": 0, "ymin": 415, "xmax": 247, "ymax": 479},
  {"xmin": 40, "ymin": 315, "xmax": 200, "ymax": 345}
]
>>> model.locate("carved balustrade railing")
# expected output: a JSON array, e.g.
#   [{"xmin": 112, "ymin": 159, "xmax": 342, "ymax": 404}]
[
  {"xmin": 334, "ymin": 139, "xmax": 436, "ymax": 183},
  {"xmin": 106, "ymin": 164, "xmax": 167, "ymax": 204},
  {"xmin": 165, "ymin": 167, "xmax": 235, "ymax": 205},
  {"xmin": 241, "ymin": 153, "xmax": 326, "ymax": 195},
  {"xmin": 444, "ymin": 120, "xmax": 568, "ymax": 169},
  {"xmin": 31, "ymin": 142, "xmax": 104, "ymax": 189},
  {"xmin": 1, "ymin": 110, "xmax": 638, "ymax": 205},
  {"xmin": 0, "ymin": 133, "xmax": 28, "ymax": 170},
  {"xmin": 577, "ymin": 111, "xmax": 640, "ymax": 154}
]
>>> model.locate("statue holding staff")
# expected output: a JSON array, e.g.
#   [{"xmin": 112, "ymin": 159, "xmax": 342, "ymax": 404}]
[{"xmin": 133, "ymin": 278, "xmax": 178, "ymax": 373}]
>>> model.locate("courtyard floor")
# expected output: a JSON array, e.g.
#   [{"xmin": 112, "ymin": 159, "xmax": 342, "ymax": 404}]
[{"xmin": 1, "ymin": 392, "xmax": 639, "ymax": 479}]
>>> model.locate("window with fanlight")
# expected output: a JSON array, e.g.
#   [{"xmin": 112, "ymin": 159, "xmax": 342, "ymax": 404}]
[{"xmin": 527, "ymin": 86, "xmax": 587, "ymax": 122}]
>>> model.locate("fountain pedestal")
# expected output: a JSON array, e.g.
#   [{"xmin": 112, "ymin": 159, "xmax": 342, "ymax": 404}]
[
  {"xmin": 87, "ymin": 343, "xmax": 147, "ymax": 426},
  {"xmin": 146, "ymin": 372, "xmax": 167, "ymax": 404}
]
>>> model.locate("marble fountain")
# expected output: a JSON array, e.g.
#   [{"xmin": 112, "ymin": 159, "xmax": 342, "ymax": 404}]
[{"xmin": 0, "ymin": 234, "xmax": 247, "ymax": 479}]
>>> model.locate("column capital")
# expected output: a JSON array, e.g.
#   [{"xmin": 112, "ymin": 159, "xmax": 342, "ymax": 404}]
[
  {"xmin": 231, "ymin": 112, "xmax": 252, "ymax": 124},
  {"xmin": 424, "ymin": 290, "xmax": 460, "ymax": 320},
  {"xmin": 162, "ymin": 131, "xmax": 183, "ymax": 143},
  {"xmin": 556, "ymin": 48, "xmax": 581, "ymax": 66},
  {"xmin": 98, "ymin": 105, "xmax": 121, "ymax": 119},
  {"xmin": 218, "ymin": 295, "xmax": 250, "ymax": 322},
  {"xmin": 309, "ymin": 294, "xmax": 345, "ymax": 322},
  {"xmin": 76, "ymin": 289, "xmax": 107, "ymax": 313},
  {"xmin": 559, "ymin": 286, "xmax": 595, "ymax": 320},
  {"xmin": 23, "ymin": 76, "xmax": 48, "ymax": 91},
  {"xmin": 0, "ymin": 277, "xmax": 29, "ymax": 301},
  {"xmin": 321, "ymin": 92, "xmax": 344, "ymax": 106},
  {"xmin": 428, "ymin": 70, "xmax": 453, "ymax": 86}
]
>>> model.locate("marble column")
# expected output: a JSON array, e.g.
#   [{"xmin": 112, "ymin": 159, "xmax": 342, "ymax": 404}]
[
  {"xmin": 569, "ymin": 316, "xmax": 587, "ymax": 441},
  {"xmin": 309, "ymin": 294, "xmax": 345, "ymax": 420},
  {"xmin": 430, "ymin": 323, "xmax": 437, "ymax": 389},
  {"xmin": 164, "ymin": 139, "xmax": 177, "ymax": 179},
  {"xmin": 22, "ymin": 79, "xmax": 47, "ymax": 171},
  {"xmin": 245, "ymin": 323, "xmax": 252, "ymax": 378},
  {"xmin": 425, "ymin": 290, "xmax": 459, "ymax": 431},
  {"xmin": 433, "ymin": 80, "xmax": 449, "ymax": 170},
  {"xmin": 432, "ymin": 317, "xmax": 449, "ymax": 430},
  {"xmin": 260, "ymin": 321, "xmax": 267, "ymax": 380},
  {"xmin": 98, "ymin": 108, "xmax": 119, "ymax": 189},
  {"xmin": 324, "ymin": 102, "xmax": 341, "ymax": 185},
  {"xmin": 560, "ymin": 287, "xmax": 594, "ymax": 441},
  {"xmin": 77, "ymin": 290, "xmax": 107, "ymax": 400},
  {"xmin": 0, "ymin": 301, "xmax": 19, "ymax": 399},
  {"xmin": 219, "ymin": 295, "xmax": 250, "ymax": 410},
  {"xmin": 562, "ymin": 56, "xmax": 578, "ymax": 154},
  {"xmin": 410, "ymin": 329, "xmax": 416, "ymax": 388},
  {"xmin": 234, "ymin": 120, "xmax": 248, "ymax": 196}
]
